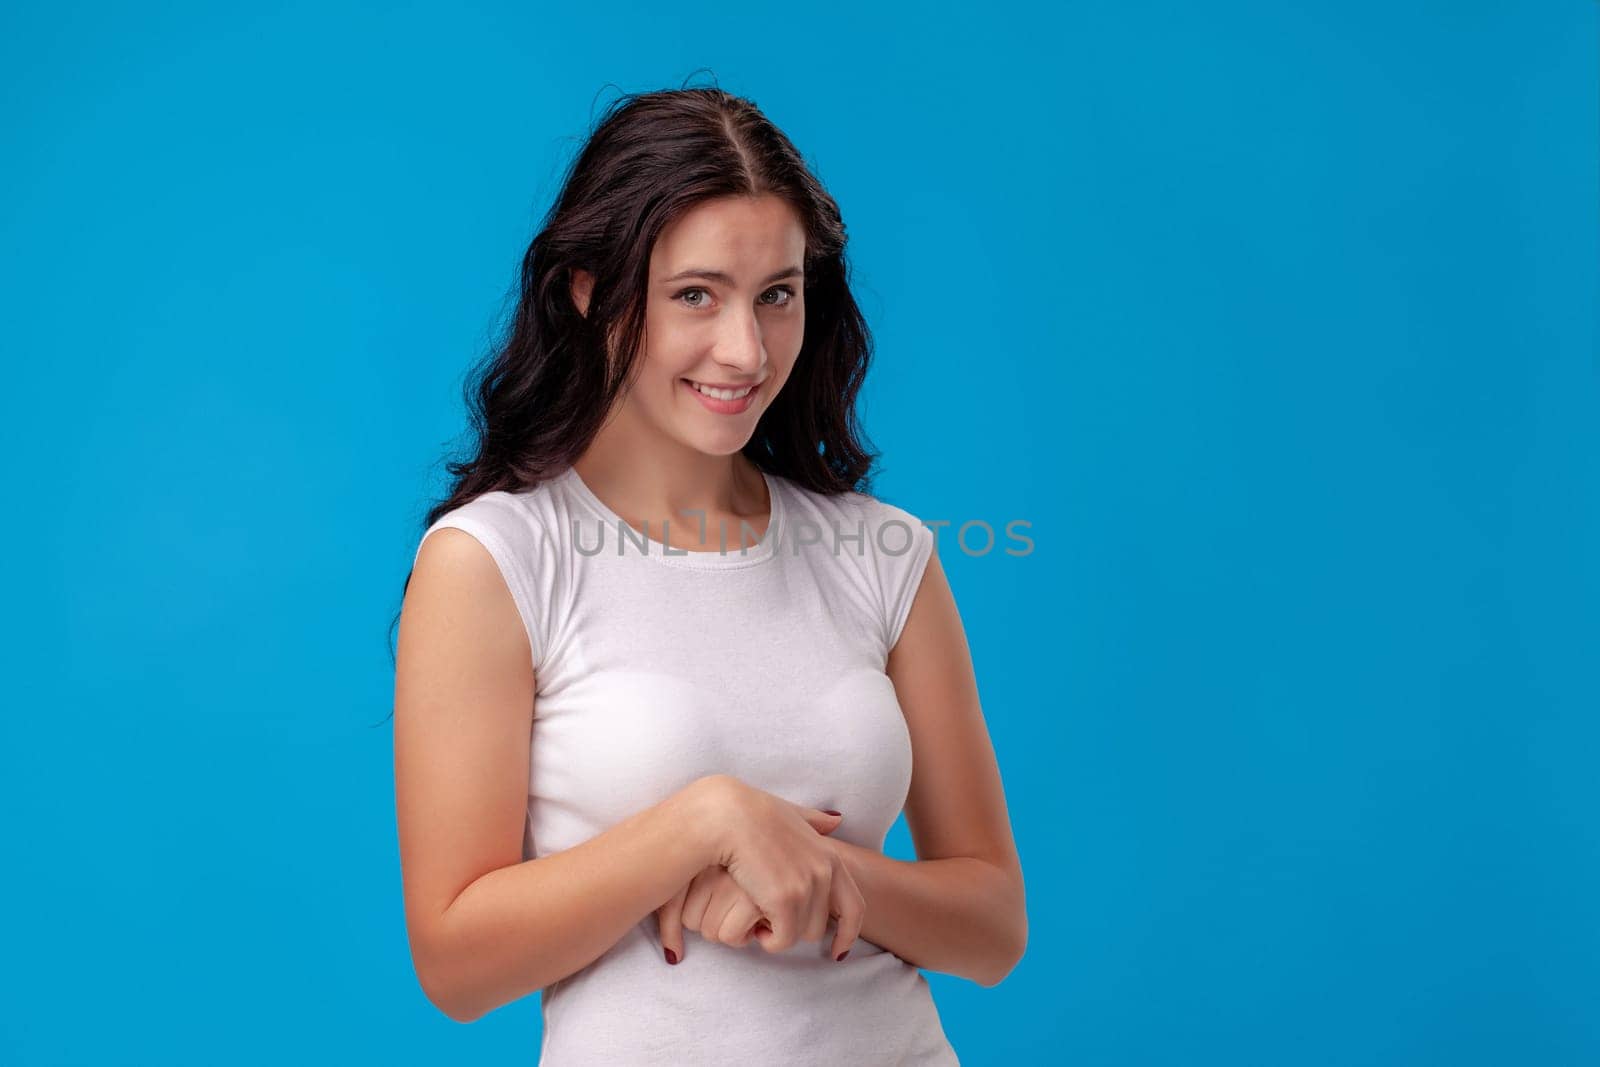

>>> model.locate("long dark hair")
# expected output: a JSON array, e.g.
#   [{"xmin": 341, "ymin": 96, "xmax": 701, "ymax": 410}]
[{"xmin": 385, "ymin": 85, "xmax": 886, "ymax": 689}]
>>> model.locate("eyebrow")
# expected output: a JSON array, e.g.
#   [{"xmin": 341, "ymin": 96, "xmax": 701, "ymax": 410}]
[{"xmin": 662, "ymin": 265, "xmax": 804, "ymax": 286}]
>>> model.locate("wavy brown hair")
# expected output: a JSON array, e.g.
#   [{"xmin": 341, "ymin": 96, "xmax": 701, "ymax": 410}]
[{"xmin": 384, "ymin": 84, "xmax": 886, "ymax": 692}]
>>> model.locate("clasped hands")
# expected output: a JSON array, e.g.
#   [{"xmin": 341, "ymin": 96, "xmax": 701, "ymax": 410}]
[{"xmin": 654, "ymin": 776, "xmax": 865, "ymax": 965}]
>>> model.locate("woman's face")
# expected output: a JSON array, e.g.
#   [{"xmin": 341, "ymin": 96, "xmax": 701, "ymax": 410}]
[{"xmin": 580, "ymin": 194, "xmax": 808, "ymax": 458}]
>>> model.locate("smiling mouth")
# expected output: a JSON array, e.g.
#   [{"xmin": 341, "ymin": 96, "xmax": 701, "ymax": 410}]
[{"xmin": 683, "ymin": 379, "xmax": 760, "ymax": 400}]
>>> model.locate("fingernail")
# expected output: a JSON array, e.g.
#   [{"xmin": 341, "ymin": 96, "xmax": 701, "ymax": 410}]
[
  {"xmin": 823, "ymin": 810, "xmax": 841, "ymax": 816},
  {"xmin": 665, "ymin": 948, "xmax": 678, "ymax": 965},
  {"xmin": 835, "ymin": 950, "xmax": 849, "ymax": 961}
]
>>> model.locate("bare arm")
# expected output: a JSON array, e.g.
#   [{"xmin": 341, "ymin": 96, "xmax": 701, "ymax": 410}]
[
  {"xmin": 426, "ymin": 782, "xmax": 722, "ymax": 1022},
  {"xmin": 824, "ymin": 839, "xmax": 1022, "ymax": 987},
  {"xmin": 826, "ymin": 548, "xmax": 1027, "ymax": 987},
  {"xmin": 395, "ymin": 528, "xmax": 722, "ymax": 1023}
]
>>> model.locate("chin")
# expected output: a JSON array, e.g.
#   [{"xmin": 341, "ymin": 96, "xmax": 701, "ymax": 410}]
[{"xmin": 683, "ymin": 433, "xmax": 753, "ymax": 458}]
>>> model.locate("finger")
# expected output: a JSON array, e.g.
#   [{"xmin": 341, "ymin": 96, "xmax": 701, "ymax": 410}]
[
  {"xmin": 658, "ymin": 884, "xmax": 688, "ymax": 965},
  {"xmin": 828, "ymin": 863, "xmax": 866, "ymax": 962},
  {"xmin": 798, "ymin": 805, "xmax": 845, "ymax": 835},
  {"xmin": 703, "ymin": 883, "xmax": 741, "ymax": 944},
  {"xmin": 751, "ymin": 878, "xmax": 798, "ymax": 954},
  {"xmin": 717, "ymin": 896, "xmax": 766, "ymax": 948},
  {"xmin": 681, "ymin": 868, "xmax": 715, "ymax": 935}
]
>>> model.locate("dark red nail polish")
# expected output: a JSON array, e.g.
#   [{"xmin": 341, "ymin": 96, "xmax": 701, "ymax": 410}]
[
  {"xmin": 823, "ymin": 810, "xmax": 841, "ymax": 816},
  {"xmin": 665, "ymin": 948, "xmax": 678, "ymax": 965},
  {"xmin": 835, "ymin": 950, "xmax": 849, "ymax": 961}
]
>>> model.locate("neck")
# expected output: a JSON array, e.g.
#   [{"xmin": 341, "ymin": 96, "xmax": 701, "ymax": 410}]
[{"xmin": 572, "ymin": 422, "xmax": 767, "ymax": 532}]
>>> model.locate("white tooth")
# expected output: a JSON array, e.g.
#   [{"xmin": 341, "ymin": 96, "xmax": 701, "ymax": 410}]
[{"xmin": 692, "ymin": 381, "xmax": 752, "ymax": 400}]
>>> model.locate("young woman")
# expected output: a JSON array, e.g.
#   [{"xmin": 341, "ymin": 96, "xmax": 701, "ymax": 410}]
[{"xmin": 393, "ymin": 86, "xmax": 1026, "ymax": 1065}]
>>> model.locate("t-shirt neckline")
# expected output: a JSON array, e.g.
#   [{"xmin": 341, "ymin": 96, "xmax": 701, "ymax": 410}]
[{"xmin": 558, "ymin": 464, "xmax": 785, "ymax": 569}]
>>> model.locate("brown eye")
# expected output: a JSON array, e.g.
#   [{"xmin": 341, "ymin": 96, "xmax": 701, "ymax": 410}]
[{"xmin": 675, "ymin": 287, "xmax": 710, "ymax": 308}]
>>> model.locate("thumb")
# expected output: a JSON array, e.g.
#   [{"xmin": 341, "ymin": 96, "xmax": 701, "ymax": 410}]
[
  {"xmin": 799, "ymin": 806, "xmax": 844, "ymax": 834},
  {"xmin": 657, "ymin": 884, "xmax": 688, "ymax": 965}
]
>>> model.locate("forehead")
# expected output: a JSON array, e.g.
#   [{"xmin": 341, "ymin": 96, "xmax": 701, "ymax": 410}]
[{"xmin": 651, "ymin": 195, "xmax": 806, "ymax": 275}]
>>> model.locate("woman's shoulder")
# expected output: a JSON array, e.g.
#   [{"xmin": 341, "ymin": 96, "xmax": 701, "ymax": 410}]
[
  {"xmin": 768, "ymin": 472, "xmax": 933, "ymax": 577},
  {"xmin": 415, "ymin": 477, "xmax": 569, "ymax": 564},
  {"xmin": 771, "ymin": 471, "xmax": 936, "ymax": 654},
  {"xmin": 412, "ymin": 477, "xmax": 574, "ymax": 674}
]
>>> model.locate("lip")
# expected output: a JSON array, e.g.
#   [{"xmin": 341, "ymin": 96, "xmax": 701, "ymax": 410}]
[{"xmin": 682, "ymin": 377, "xmax": 762, "ymax": 414}]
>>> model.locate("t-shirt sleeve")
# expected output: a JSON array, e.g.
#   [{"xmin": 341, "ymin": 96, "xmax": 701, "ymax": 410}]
[
  {"xmin": 867, "ymin": 497, "xmax": 936, "ymax": 654},
  {"xmin": 411, "ymin": 494, "xmax": 559, "ymax": 675}
]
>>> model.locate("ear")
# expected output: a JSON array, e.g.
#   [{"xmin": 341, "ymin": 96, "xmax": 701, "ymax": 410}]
[{"xmin": 570, "ymin": 268, "xmax": 595, "ymax": 318}]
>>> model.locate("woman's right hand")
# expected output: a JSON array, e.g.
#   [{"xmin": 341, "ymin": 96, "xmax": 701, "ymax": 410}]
[{"xmin": 695, "ymin": 775, "xmax": 865, "ymax": 961}]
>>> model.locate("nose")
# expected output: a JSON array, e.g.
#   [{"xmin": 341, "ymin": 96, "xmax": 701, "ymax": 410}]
[{"xmin": 715, "ymin": 306, "xmax": 767, "ymax": 376}]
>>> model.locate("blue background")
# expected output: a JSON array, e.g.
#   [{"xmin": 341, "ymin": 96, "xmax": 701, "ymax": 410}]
[{"xmin": 3, "ymin": 2, "xmax": 1595, "ymax": 1064}]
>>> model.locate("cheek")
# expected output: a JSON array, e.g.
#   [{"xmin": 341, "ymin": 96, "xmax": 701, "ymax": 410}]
[
  {"xmin": 777, "ymin": 316, "xmax": 806, "ymax": 362},
  {"xmin": 639, "ymin": 318, "xmax": 705, "ymax": 377}
]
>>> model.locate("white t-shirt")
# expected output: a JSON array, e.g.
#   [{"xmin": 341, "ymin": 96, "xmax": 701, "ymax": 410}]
[{"xmin": 411, "ymin": 464, "xmax": 958, "ymax": 1066}]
